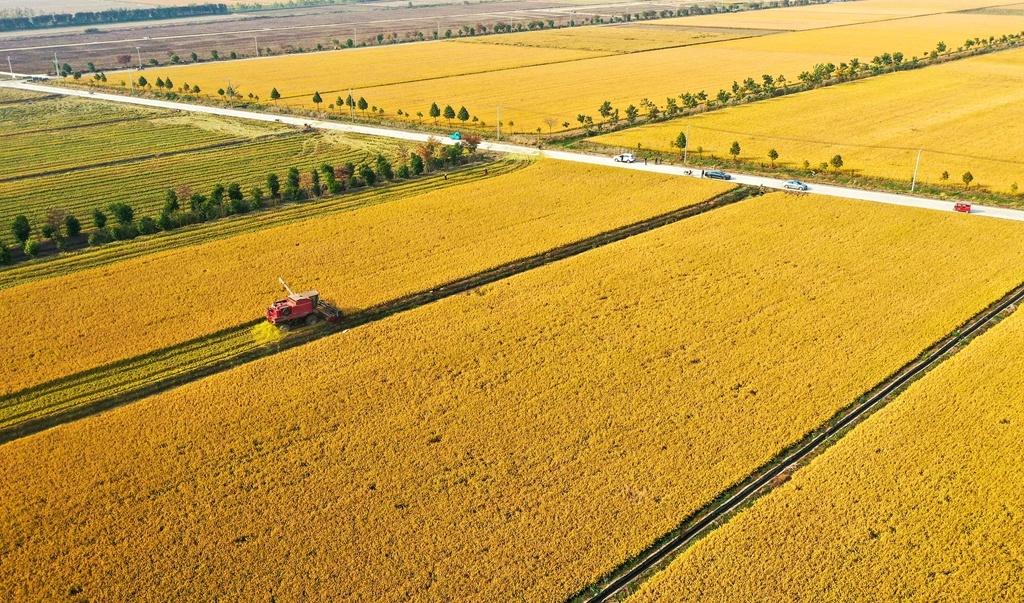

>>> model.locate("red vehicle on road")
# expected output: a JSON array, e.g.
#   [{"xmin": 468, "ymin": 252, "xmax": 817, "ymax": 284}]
[{"xmin": 954, "ymin": 202, "xmax": 972, "ymax": 214}]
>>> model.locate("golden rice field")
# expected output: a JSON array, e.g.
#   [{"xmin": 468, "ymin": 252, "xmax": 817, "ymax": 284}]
[
  {"xmin": 460, "ymin": 23, "xmax": 754, "ymax": 53},
  {"xmin": 0, "ymin": 161, "xmax": 731, "ymax": 397},
  {"xmin": 125, "ymin": 41, "xmax": 605, "ymax": 104},
  {"xmin": 5, "ymin": 194, "xmax": 1024, "ymax": 600},
  {"xmin": 111, "ymin": 8, "xmax": 1024, "ymax": 132},
  {"xmin": 593, "ymin": 46, "xmax": 1024, "ymax": 192},
  {"xmin": 631, "ymin": 293, "xmax": 1024, "ymax": 602},
  {"xmin": 652, "ymin": 0, "xmax": 1013, "ymax": 31}
]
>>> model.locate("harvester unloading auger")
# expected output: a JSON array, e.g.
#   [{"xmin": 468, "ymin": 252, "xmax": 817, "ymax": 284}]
[{"xmin": 265, "ymin": 277, "xmax": 342, "ymax": 328}]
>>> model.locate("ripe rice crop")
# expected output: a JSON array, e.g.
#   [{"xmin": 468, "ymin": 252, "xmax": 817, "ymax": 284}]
[
  {"xmin": 630, "ymin": 293, "xmax": 1024, "ymax": 602},
  {"xmin": 460, "ymin": 23, "xmax": 750, "ymax": 53},
  {"xmin": 4, "ymin": 194, "xmax": 1024, "ymax": 600},
  {"xmin": 0, "ymin": 131, "xmax": 377, "ymax": 228},
  {"xmin": 652, "ymin": 0, "xmax": 1008, "ymax": 31},
  {"xmin": 593, "ymin": 46, "xmax": 1024, "ymax": 192},
  {"xmin": 290, "ymin": 12, "xmax": 1024, "ymax": 132},
  {"xmin": 126, "ymin": 41, "xmax": 606, "ymax": 104},
  {"xmin": 0, "ymin": 161, "xmax": 731, "ymax": 397}
]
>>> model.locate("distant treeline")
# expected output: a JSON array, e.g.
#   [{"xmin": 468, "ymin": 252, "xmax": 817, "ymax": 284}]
[{"xmin": 0, "ymin": 4, "xmax": 228, "ymax": 32}]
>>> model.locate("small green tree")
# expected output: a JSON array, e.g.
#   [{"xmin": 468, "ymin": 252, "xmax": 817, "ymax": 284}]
[
  {"xmin": 92, "ymin": 208, "xmax": 108, "ymax": 229},
  {"xmin": 375, "ymin": 154, "xmax": 394, "ymax": 180},
  {"xmin": 941, "ymin": 170, "xmax": 950, "ymax": 181},
  {"xmin": 108, "ymin": 202, "xmax": 134, "ymax": 225},
  {"xmin": 672, "ymin": 131, "xmax": 687, "ymax": 158},
  {"xmin": 227, "ymin": 183, "xmax": 243, "ymax": 202},
  {"xmin": 443, "ymin": 105, "xmax": 456, "ymax": 126},
  {"xmin": 0, "ymin": 240, "xmax": 10, "ymax": 265},
  {"xmin": 22, "ymin": 238, "xmax": 40, "ymax": 258},
  {"xmin": 11, "ymin": 215, "xmax": 30, "ymax": 244},
  {"xmin": 137, "ymin": 75, "xmax": 148, "ymax": 88},
  {"xmin": 312, "ymin": 91, "xmax": 323, "ymax": 109},
  {"xmin": 267, "ymin": 173, "xmax": 281, "ymax": 198},
  {"xmin": 457, "ymin": 106, "xmax": 470, "ymax": 124},
  {"xmin": 768, "ymin": 148, "xmax": 779, "ymax": 167},
  {"xmin": 429, "ymin": 102, "xmax": 441, "ymax": 123},
  {"xmin": 63, "ymin": 214, "xmax": 82, "ymax": 238},
  {"xmin": 830, "ymin": 154, "xmax": 844, "ymax": 172},
  {"xmin": 962, "ymin": 171, "xmax": 974, "ymax": 189},
  {"xmin": 729, "ymin": 141, "xmax": 741, "ymax": 162},
  {"xmin": 270, "ymin": 88, "xmax": 281, "ymax": 103},
  {"xmin": 357, "ymin": 97, "xmax": 368, "ymax": 114},
  {"xmin": 625, "ymin": 105, "xmax": 639, "ymax": 124},
  {"xmin": 410, "ymin": 153, "xmax": 425, "ymax": 175},
  {"xmin": 163, "ymin": 189, "xmax": 180, "ymax": 214}
]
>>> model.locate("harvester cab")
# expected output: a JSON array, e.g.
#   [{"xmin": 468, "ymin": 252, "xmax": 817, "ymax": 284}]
[{"xmin": 266, "ymin": 277, "xmax": 342, "ymax": 327}]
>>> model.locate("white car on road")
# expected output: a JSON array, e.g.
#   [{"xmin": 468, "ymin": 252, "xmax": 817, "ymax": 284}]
[
  {"xmin": 783, "ymin": 179, "xmax": 809, "ymax": 191},
  {"xmin": 613, "ymin": 152, "xmax": 636, "ymax": 163}
]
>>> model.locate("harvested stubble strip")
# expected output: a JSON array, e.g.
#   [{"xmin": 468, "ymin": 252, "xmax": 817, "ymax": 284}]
[
  {"xmin": 4, "ymin": 193, "xmax": 1024, "ymax": 600},
  {"xmin": 630, "ymin": 281, "xmax": 1024, "ymax": 602},
  {"xmin": 0, "ymin": 160, "xmax": 732, "ymax": 397}
]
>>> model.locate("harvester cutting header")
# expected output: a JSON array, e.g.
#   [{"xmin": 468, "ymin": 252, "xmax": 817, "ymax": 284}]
[{"xmin": 266, "ymin": 277, "xmax": 342, "ymax": 327}]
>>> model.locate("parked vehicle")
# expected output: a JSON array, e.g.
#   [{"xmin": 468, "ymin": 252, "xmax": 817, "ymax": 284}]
[
  {"xmin": 783, "ymin": 180, "xmax": 809, "ymax": 191},
  {"xmin": 704, "ymin": 170, "xmax": 731, "ymax": 180},
  {"xmin": 954, "ymin": 202, "xmax": 972, "ymax": 214},
  {"xmin": 613, "ymin": 152, "xmax": 636, "ymax": 163}
]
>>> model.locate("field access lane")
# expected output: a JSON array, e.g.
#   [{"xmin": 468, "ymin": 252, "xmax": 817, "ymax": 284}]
[{"xmin": 5, "ymin": 79, "xmax": 1023, "ymax": 223}]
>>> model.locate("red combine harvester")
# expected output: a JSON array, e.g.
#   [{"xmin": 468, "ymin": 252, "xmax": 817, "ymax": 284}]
[
  {"xmin": 266, "ymin": 277, "xmax": 342, "ymax": 327},
  {"xmin": 954, "ymin": 202, "xmax": 972, "ymax": 214}
]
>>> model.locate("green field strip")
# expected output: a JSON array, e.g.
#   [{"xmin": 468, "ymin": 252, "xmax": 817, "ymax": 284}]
[
  {"xmin": 0, "ymin": 132, "xmax": 385, "ymax": 228},
  {"xmin": 0, "ymin": 95, "xmax": 163, "ymax": 136}
]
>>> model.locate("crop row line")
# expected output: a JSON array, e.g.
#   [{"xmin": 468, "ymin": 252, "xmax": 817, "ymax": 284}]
[
  {"xmin": 573, "ymin": 276, "xmax": 1024, "ymax": 602},
  {"xmin": 0, "ymin": 185, "xmax": 756, "ymax": 445}
]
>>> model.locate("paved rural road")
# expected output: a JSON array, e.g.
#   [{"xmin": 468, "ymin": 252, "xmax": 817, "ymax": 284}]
[{"xmin": 5, "ymin": 79, "xmax": 1023, "ymax": 223}]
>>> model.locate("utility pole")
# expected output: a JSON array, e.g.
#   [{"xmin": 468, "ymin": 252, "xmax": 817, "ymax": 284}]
[
  {"xmin": 436, "ymin": 20, "xmax": 441, "ymax": 39},
  {"xmin": 6, "ymin": 56, "xmax": 13, "ymax": 80},
  {"xmin": 496, "ymin": 106, "xmax": 501, "ymax": 141},
  {"xmin": 254, "ymin": 36, "xmax": 259, "ymax": 56},
  {"xmin": 135, "ymin": 46, "xmax": 143, "ymax": 70},
  {"xmin": 352, "ymin": 26, "xmax": 357, "ymax": 46},
  {"xmin": 53, "ymin": 51, "xmax": 59, "ymax": 76},
  {"xmin": 911, "ymin": 149, "xmax": 923, "ymax": 192},
  {"xmin": 348, "ymin": 88, "xmax": 353, "ymax": 115}
]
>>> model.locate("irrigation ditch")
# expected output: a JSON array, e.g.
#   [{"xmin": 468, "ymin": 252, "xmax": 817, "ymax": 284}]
[
  {"xmin": 571, "ymin": 276, "xmax": 1024, "ymax": 602},
  {"xmin": 0, "ymin": 185, "xmax": 757, "ymax": 446}
]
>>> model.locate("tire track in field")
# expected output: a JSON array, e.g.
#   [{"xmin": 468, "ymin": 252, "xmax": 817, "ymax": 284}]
[
  {"xmin": 572, "ymin": 277, "xmax": 1024, "ymax": 603},
  {"xmin": 0, "ymin": 185, "xmax": 755, "ymax": 446}
]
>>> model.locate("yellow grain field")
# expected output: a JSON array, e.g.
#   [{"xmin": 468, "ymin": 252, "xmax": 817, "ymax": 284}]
[
  {"xmin": 631, "ymin": 292, "xmax": 1024, "ymax": 602},
  {"xmin": 593, "ymin": 46, "xmax": 1024, "ymax": 192},
  {"xmin": 120, "ymin": 40, "xmax": 606, "ymax": 104},
  {"xmin": 0, "ymin": 161, "xmax": 731, "ymax": 397},
  {"xmin": 294, "ymin": 12, "xmax": 1024, "ymax": 131},
  {"xmin": 4, "ymin": 194, "xmax": 1024, "ymax": 600},
  {"xmin": 651, "ymin": 0, "xmax": 1012, "ymax": 31},
  {"xmin": 460, "ymin": 23, "xmax": 753, "ymax": 53}
]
